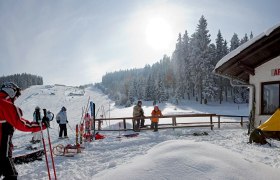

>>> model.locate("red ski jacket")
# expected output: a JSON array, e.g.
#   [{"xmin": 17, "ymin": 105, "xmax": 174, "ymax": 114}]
[{"xmin": 0, "ymin": 92, "xmax": 45, "ymax": 158}]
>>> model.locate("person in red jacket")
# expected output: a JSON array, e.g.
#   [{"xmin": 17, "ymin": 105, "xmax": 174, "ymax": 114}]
[{"xmin": 0, "ymin": 82, "xmax": 46, "ymax": 180}]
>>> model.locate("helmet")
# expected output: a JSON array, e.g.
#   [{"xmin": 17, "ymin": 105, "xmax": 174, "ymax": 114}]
[
  {"xmin": 62, "ymin": 106, "xmax": 67, "ymax": 111},
  {"xmin": 137, "ymin": 100, "xmax": 142, "ymax": 105},
  {"xmin": 0, "ymin": 82, "xmax": 21, "ymax": 99},
  {"xmin": 35, "ymin": 106, "xmax": 40, "ymax": 110}
]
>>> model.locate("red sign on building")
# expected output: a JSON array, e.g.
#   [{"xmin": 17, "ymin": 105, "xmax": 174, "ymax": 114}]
[{"xmin": 272, "ymin": 68, "xmax": 280, "ymax": 76}]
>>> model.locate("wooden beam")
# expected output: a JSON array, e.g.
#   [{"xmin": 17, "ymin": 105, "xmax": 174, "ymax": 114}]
[{"xmin": 238, "ymin": 61, "xmax": 255, "ymax": 75}]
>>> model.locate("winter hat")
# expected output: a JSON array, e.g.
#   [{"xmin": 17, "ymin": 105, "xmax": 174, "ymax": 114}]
[
  {"xmin": 35, "ymin": 106, "xmax": 40, "ymax": 110},
  {"xmin": 154, "ymin": 105, "xmax": 159, "ymax": 110},
  {"xmin": 62, "ymin": 106, "xmax": 67, "ymax": 111},
  {"xmin": 137, "ymin": 100, "xmax": 142, "ymax": 105},
  {"xmin": 0, "ymin": 82, "xmax": 21, "ymax": 99}
]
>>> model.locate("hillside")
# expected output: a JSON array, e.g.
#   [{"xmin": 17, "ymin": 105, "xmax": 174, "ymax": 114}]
[{"xmin": 10, "ymin": 85, "xmax": 280, "ymax": 180}]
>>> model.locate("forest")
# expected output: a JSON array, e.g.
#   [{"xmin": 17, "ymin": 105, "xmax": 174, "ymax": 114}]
[
  {"xmin": 0, "ymin": 73, "xmax": 43, "ymax": 89},
  {"xmin": 97, "ymin": 15, "xmax": 252, "ymax": 106}
]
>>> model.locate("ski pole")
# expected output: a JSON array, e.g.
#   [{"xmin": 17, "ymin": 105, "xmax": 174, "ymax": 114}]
[
  {"xmin": 43, "ymin": 109, "xmax": 57, "ymax": 180},
  {"xmin": 39, "ymin": 121, "xmax": 51, "ymax": 180},
  {"xmin": 46, "ymin": 126, "xmax": 57, "ymax": 180}
]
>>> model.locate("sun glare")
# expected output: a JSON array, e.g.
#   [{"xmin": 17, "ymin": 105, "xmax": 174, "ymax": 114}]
[{"xmin": 145, "ymin": 17, "xmax": 173, "ymax": 51}]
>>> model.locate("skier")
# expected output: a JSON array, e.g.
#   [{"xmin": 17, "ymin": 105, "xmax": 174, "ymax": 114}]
[
  {"xmin": 31, "ymin": 106, "xmax": 42, "ymax": 144},
  {"xmin": 133, "ymin": 100, "xmax": 145, "ymax": 132},
  {"xmin": 0, "ymin": 82, "xmax": 47, "ymax": 180},
  {"xmin": 46, "ymin": 110, "xmax": 54, "ymax": 127},
  {"xmin": 151, "ymin": 105, "xmax": 163, "ymax": 132},
  {"xmin": 56, "ymin": 106, "xmax": 68, "ymax": 139}
]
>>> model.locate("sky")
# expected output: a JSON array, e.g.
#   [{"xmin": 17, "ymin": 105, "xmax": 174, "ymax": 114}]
[{"xmin": 0, "ymin": 0, "xmax": 280, "ymax": 86}]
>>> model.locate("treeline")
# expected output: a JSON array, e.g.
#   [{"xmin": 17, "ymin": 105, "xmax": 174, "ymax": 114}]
[
  {"xmin": 0, "ymin": 73, "xmax": 43, "ymax": 89},
  {"xmin": 97, "ymin": 15, "xmax": 252, "ymax": 106}
]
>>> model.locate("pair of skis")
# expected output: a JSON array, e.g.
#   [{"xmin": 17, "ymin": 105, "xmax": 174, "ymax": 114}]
[
  {"xmin": 38, "ymin": 109, "xmax": 57, "ymax": 180},
  {"xmin": 78, "ymin": 98, "xmax": 95, "ymax": 144}
]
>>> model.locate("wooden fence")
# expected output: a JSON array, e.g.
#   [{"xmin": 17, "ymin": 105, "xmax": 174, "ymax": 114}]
[{"xmin": 94, "ymin": 114, "xmax": 249, "ymax": 132}]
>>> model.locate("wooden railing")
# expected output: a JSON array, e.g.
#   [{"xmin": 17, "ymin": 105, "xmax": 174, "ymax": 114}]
[
  {"xmin": 215, "ymin": 115, "xmax": 249, "ymax": 128},
  {"xmin": 94, "ymin": 113, "xmax": 248, "ymax": 132}
]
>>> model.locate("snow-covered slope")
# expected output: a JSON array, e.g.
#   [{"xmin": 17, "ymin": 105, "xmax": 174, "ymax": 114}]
[{"xmin": 8, "ymin": 85, "xmax": 280, "ymax": 180}]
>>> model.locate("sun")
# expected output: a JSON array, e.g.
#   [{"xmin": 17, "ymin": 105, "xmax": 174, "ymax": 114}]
[{"xmin": 145, "ymin": 17, "xmax": 173, "ymax": 51}]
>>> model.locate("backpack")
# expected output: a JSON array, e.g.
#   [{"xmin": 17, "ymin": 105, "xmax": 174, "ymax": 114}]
[
  {"xmin": 56, "ymin": 114, "xmax": 60, "ymax": 124},
  {"xmin": 249, "ymin": 129, "xmax": 268, "ymax": 145}
]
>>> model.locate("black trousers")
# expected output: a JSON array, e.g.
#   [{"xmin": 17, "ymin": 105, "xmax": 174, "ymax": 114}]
[
  {"xmin": 0, "ymin": 157, "xmax": 18, "ymax": 179},
  {"xmin": 133, "ymin": 117, "xmax": 145, "ymax": 131},
  {"xmin": 59, "ymin": 124, "xmax": 67, "ymax": 137}
]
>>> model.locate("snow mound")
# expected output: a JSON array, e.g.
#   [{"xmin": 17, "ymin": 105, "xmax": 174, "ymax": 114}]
[{"xmin": 94, "ymin": 140, "xmax": 280, "ymax": 180}]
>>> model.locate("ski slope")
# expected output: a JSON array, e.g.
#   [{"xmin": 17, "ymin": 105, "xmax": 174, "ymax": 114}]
[{"xmin": 8, "ymin": 85, "xmax": 280, "ymax": 180}]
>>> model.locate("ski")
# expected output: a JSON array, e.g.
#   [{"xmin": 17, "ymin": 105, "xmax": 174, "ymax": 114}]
[
  {"xmin": 116, "ymin": 133, "xmax": 139, "ymax": 138},
  {"xmin": 13, "ymin": 149, "xmax": 44, "ymax": 164},
  {"xmin": 90, "ymin": 101, "xmax": 96, "ymax": 139}
]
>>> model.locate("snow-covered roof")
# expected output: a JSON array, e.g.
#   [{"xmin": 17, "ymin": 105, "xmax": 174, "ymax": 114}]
[{"xmin": 214, "ymin": 23, "xmax": 280, "ymax": 82}]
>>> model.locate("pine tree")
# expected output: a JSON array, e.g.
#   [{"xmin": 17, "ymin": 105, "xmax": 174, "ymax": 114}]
[
  {"xmin": 240, "ymin": 33, "xmax": 249, "ymax": 45},
  {"xmin": 189, "ymin": 15, "xmax": 211, "ymax": 104},
  {"xmin": 144, "ymin": 75, "xmax": 155, "ymax": 101},
  {"xmin": 215, "ymin": 30, "xmax": 224, "ymax": 103},
  {"xmin": 230, "ymin": 33, "xmax": 240, "ymax": 51},
  {"xmin": 250, "ymin": 31, "xmax": 253, "ymax": 39}
]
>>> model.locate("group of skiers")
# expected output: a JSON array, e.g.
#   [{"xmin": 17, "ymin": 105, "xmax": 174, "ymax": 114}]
[
  {"xmin": 133, "ymin": 100, "xmax": 163, "ymax": 132},
  {"xmin": 0, "ymin": 82, "xmax": 162, "ymax": 179},
  {"xmin": 31, "ymin": 106, "xmax": 69, "ymax": 144},
  {"xmin": 0, "ymin": 82, "xmax": 70, "ymax": 179}
]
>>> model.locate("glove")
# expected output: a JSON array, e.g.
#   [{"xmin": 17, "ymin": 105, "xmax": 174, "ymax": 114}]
[
  {"xmin": 43, "ymin": 121, "xmax": 50, "ymax": 128},
  {"xmin": 66, "ymin": 120, "xmax": 69, "ymax": 123},
  {"xmin": 42, "ymin": 116, "xmax": 50, "ymax": 128}
]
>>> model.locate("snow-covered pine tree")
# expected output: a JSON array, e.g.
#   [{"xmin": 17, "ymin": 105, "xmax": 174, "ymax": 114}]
[
  {"xmin": 240, "ymin": 33, "xmax": 249, "ymax": 45},
  {"xmin": 157, "ymin": 77, "xmax": 167, "ymax": 103},
  {"xmin": 172, "ymin": 33, "xmax": 185, "ymax": 100},
  {"xmin": 250, "ymin": 31, "xmax": 253, "ymax": 39},
  {"xmin": 230, "ymin": 33, "xmax": 240, "ymax": 51},
  {"xmin": 144, "ymin": 75, "xmax": 155, "ymax": 101},
  {"xmin": 189, "ymin": 15, "xmax": 211, "ymax": 104}
]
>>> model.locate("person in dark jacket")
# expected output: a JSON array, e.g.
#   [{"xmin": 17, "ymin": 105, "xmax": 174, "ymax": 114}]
[{"xmin": 0, "ymin": 82, "xmax": 46, "ymax": 180}]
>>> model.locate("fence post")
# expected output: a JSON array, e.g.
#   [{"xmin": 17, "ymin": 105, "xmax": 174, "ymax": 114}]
[
  {"xmin": 172, "ymin": 116, "xmax": 176, "ymax": 130},
  {"xmin": 172, "ymin": 117, "xmax": 176, "ymax": 126},
  {"xmin": 240, "ymin": 116, "xmax": 243, "ymax": 127},
  {"xmin": 210, "ymin": 115, "xmax": 213, "ymax": 130},
  {"xmin": 123, "ymin": 118, "xmax": 127, "ymax": 131},
  {"xmin": 218, "ymin": 116, "xmax": 220, "ymax": 129}
]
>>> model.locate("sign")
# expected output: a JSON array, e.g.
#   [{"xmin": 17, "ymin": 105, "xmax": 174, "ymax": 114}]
[{"xmin": 272, "ymin": 68, "xmax": 280, "ymax": 76}]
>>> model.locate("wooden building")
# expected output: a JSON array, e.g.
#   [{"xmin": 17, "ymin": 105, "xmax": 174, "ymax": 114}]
[{"xmin": 214, "ymin": 23, "xmax": 280, "ymax": 127}]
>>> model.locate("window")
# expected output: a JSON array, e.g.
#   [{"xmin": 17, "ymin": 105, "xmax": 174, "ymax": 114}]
[{"xmin": 261, "ymin": 81, "xmax": 280, "ymax": 115}]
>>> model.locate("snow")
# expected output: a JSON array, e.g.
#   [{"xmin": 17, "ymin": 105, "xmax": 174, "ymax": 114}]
[
  {"xmin": 7, "ymin": 85, "xmax": 280, "ymax": 180},
  {"xmin": 214, "ymin": 22, "xmax": 280, "ymax": 71}
]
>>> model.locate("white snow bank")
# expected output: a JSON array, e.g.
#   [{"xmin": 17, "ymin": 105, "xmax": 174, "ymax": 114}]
[{"xmin": 94, "ymin": 140, "xmax": 280, "ymax": 180}]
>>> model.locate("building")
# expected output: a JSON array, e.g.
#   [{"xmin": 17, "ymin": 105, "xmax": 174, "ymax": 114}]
[{"xmin": 214, "ymin": 23, "xmax": 280, "ymax": 128}]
